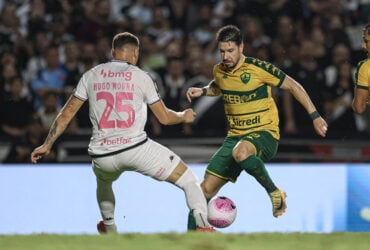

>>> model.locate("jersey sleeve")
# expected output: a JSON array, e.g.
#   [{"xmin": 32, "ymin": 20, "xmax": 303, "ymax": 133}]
[
  {"xmin": 355, "ymin": 60, "xmax": 370, "ymax": 90},
  {"xmin": 73, "ymin": 72, "xmax": 89, "ymax": 100},
  {"xmin": 245, "ymin": 57, "xmax": 286, "ymax": 88},
  {"xmin": 213, "ymin": 63, "xmax": 223, "ymax": 87},
  {"xmin": 142, "ymin": 72, "xmax": 161, "ymax": 104}
]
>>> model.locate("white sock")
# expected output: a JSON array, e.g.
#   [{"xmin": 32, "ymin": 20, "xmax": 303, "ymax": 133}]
[
  {"xmin": 96, "ymin": 178, "xmax": 117, "ymax": 229},
  {"xmin": 175, "ymin": 169, "xmax": 210, "ymax": 227}
]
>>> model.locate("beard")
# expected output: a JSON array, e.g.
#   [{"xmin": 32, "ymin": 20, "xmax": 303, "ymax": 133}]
[{"xmin": 222, "ymin": 60, "xmax": 237, "ymax": 70}]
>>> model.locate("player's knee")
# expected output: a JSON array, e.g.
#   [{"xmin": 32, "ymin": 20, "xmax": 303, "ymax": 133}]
[
  {"xmin": 232, "ymin": 143, "xmax": 254, "ymax": 163},
  {"xmin": 232, "ymin": 149, "xmax": 250, "ymax": 163},
  {"xmin": 200, "ymin": 182, "xmax": 217, "ymax": 199}
]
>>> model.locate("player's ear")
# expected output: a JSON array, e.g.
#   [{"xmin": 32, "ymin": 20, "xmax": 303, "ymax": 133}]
[
  {"xmin": 111, "ymin": 49, "xmax": 115, "ymax": 58},
  {"xmin": 135, "ymin": 47, "xmax": 139, "ymax": 58},
  {"xmin": 133, "ymin": 48, "xmax": 139, "ymax": 64},
  {"xmin": 239, "ymin": 43, "xmax": 244, "ymax": 53}
]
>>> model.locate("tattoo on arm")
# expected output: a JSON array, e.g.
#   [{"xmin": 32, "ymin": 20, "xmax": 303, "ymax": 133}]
[
  {"xmin": 49, "ymin": 121, "xmax": 57, "ymax": 138},
  {"xmin": 43, "ymin": 96, "xmax": 84, "ymax": 148},
  {"xmin": 44, "ymin": 118, "xmax": 68, "ymax": 147},
  {"xmin": 44, "ymin": 121, "xmax": 58, "ymax": 147}
]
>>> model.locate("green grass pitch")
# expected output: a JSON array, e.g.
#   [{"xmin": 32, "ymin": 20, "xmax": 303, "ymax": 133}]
[{"xmin": 1, "ymin": 232, "xmax": 370, "ymax": 250}]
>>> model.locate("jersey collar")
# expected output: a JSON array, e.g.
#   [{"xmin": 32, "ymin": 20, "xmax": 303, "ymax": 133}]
[
  {"xmin": 227, "ymin": 55, "xmax": 246, "ymax": 74},
  {"xmin": 111, "ymin": 59, "xmax": 132, "ymax": 65}
]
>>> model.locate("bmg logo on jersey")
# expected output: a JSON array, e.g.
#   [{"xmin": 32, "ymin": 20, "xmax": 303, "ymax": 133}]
[{"xmin": 100, "ymin": 69, "xmax": 132, "ymax": 81}]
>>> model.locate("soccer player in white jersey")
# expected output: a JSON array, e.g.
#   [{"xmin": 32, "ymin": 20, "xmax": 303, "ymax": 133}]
[{"xmin": 30, "ymin": 32, "xmax": 215, "ymax": 233}]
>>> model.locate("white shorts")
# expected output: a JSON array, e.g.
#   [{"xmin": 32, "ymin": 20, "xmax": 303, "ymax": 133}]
[{"xmin": 92, "ymin": 138, "xmax": 181, "ymax": 182}]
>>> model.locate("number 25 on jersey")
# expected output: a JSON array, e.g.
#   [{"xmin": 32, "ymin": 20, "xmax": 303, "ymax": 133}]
[{"xmin": 97, "ymin": 91, "xmax": 135, "ymax": 129}]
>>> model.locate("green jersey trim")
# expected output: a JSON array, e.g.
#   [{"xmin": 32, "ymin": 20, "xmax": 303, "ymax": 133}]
[
  {"xmin": 355, "ymin": 59, "xmax": 368, "ymax": 88},
  {"xmin": 230, "ymin": 123, "xmax": 272, "ymax": 131},
  {"xmin": 245, "ymin": 57, "xmax": 286, "ymax": 87},
  {"xmin": 226, "ymin": 108, "xmax": 269, "ymax": 116},
  {"xmin": 356, "ymin": 85, "xmax": 369, "ymax": 90}
]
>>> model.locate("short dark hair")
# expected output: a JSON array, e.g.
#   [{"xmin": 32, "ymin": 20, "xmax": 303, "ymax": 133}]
[
  {"xmin": 112, "ymin": 32, "xmax": 139, "ymax": 50},
  {"xmin": 216, "ymin": 25, "xmax": 243, "ymax": 45}
]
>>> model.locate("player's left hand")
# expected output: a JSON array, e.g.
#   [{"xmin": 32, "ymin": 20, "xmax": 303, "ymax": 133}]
[
  {"xmin": 186, "ymin": 87, "xmax": 203, "ymax": 103},
  {"xmin": 313, "ymin": 117, "xmax": 328, "ymax": 138},
  {"xmin": 31, "ymin": 145, "xmax": 50, "ymax": 163}
]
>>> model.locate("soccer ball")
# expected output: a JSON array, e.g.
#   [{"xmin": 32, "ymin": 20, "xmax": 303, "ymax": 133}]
[{"xmin": 207, "ymin": 196, "xmax": 237, "ymax": 228}]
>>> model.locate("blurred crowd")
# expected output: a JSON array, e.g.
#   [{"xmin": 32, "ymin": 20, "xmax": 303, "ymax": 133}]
[{"xmin": 1, "ymin": 0, "xmax": 370, "ymax": 163}]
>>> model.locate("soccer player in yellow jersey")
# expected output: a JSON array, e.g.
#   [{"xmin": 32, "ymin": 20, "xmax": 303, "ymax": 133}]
[
  {"xmin": 186, "ymin": 25, "xmax": 328, "ymax": 227},
  {"xmin": 353, "ymin": 23, "xmax": 370, "ymax": 114}
]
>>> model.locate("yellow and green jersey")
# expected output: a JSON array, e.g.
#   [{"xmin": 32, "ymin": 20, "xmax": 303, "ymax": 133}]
[
  {"xmin": 213, "ymin": 56, "xmax": 286, "ymax": 140},
  {"xmin": 355, "ymin": 58, "xmax": 370, "ymax": 91}
]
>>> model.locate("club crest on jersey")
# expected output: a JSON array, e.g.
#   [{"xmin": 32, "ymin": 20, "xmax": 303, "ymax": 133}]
[{"xmin": 240, "ymin": 72, "xmax": 250, "ymax": 84}]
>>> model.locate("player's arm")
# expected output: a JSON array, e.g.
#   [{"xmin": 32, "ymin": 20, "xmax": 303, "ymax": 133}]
[
  {"xmin": 352, "ymin": 88, "xmax": 369, "ymax": 114},
  {"xmin": 186, "ymin": 80, "xmax": 221, "ymax": 103},
  {"xmin": 149, "ymin": 99, "xmax": 195, "ymax": 125},
  {"xmin": 352, "ymin": 62, "xmax": 370, "ymax": 114},
  {"xmin": 280, "ymin": 75, "xmax": 328, "ymax": 137},
  {"xmin": 31, "ymin": 95, "xmax": 84, "ymax": 163}
]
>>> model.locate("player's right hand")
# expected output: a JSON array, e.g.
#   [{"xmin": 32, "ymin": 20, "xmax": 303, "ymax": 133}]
[
  {"xmin": 186, "ymin": 87, "xmax": 203, "ymax": 103},
  {"xmin": 313, "ymin": 117, "xmax": 328, "ymax": 138},
  {"xmin": 30, "ymin": 145, "xmax": 50, "ymax": 163},
  {"xmin": 182, "ymin": 108, "xmax": 196, "ymax": 123}
]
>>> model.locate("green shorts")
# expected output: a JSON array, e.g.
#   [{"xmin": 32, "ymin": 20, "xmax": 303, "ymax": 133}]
[{"xmin": 206, "ymin": 131, "xmax": 279, "ymax": 182}]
